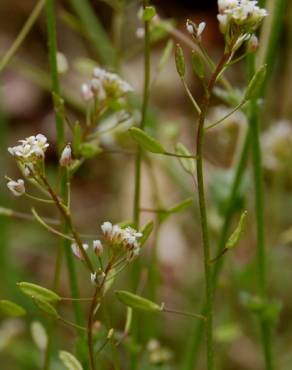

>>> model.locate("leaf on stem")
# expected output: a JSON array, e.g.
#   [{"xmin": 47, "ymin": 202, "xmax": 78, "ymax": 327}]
[
  {"xmin": 158, "ymin": 197, "xmax": 193, "ymax": 223},
  {"xmin": 129, "ymin": 127, "xmax": 165, "ymax": 154},
  {"xmin": 17, "ymin": 282, "xmax": 61, "ymax": 303},
  {"xmin": 115, "ymin": 290, "xmax": 161, "ymax": 313}
]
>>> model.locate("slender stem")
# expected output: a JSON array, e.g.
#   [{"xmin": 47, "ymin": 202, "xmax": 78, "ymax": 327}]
[
  {"xmin": 248, "ymin": 54, "xmax": 272, "ymax": 370},
  {"xmin": 195, "ymin": 52, "xmax": 231, "ymax": 370},
  {"xmin": 205, "ymin": 101, "xmax": 245, "ymax": 130},
  {"xmin": 163, "ymin": 307, "xmax": 206, "ymax": 321},
  {"xmin": 0, "ymin": 0, "xmax": 45, "ymax": 73},
  {"xmin": 182, "ymin": 129, "xmax": 250, "ymax": 370},
  {"xmin": 133, "ymin": 0, "xmax": 151, "ymax": 228},
  {"xmin": 87, "ymin": 284, "xmax": 100, "ymax": 370}
]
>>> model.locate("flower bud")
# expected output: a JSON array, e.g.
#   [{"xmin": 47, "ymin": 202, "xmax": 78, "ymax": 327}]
[
  {"xmin": 60, "ymin": 144, "xmax": 72, "ymax": 167},
  {"xmin": 7, "ymin": 179, "xmax": 25, "ymax": 196},
  {"xmin": 247, "ymin": 35, "xmax": 259, "ymax": 53},
  {"xmin": 71, "ymin": 243, "xmax": 89, "ymax": 260},
  {"xmin": 197, "ymin": 22, "xmax": 206, "ymax": 40},
  {"xmin": 93, "ymin": 240, "xmax": 103, "ymax": 256},
  {"xmin": 81, "ymin": 83, "xmax": 93, "ymax": 101}
]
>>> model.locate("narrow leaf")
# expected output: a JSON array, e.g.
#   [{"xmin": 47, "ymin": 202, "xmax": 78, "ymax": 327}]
[
  {"xmin": 59, "ymin": 350, "xmax": 83, "ymax": 370},
  {"xmin": 168, "ymin": 197, "xmax": 193, "ymax": 214},
  {"xmin": 115, "ymin": 290, "xmax": 161, "ymax": 312},
  {"xmin": 226, "ymin": 210, "xmax": 247, "ymax": 249},
  {"xmin": 17, "ymin": 282, "xmax": 61, "ymax": 302},
  {"xmin": 175, "ymin": 143, "xmax": 196, "ymax": 175},
  {"xmin": 129, "ymin": 127, "xmax": 165, "ymax": 154},
  {"xmin": 0, "ymin": 300, "xmax": 26, "ymax": 317}
]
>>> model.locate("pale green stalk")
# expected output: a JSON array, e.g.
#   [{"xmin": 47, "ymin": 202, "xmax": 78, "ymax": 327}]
[{"xmin": 0, "ymin": 0, "xmax": 45, "ymax": 73}]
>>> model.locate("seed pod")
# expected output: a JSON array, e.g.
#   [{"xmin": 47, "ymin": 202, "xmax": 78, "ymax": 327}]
[
  {"xmin": 17, "ymin": 282, "xmax": 61, "ymax": 303},
  {"xmin": 0, "ymin": 300, "xmax": 26, "ymax": 317},
  {"xmin": 175, "ymin": 44, "xmax": 185, "ymax": 78},
  {"xmin": 129, "ymin": 128, "xmax": 165, "ymax": 154},
  {"xmin": 115, "ymin": 290, "xmax": 161, "ymax": 312}
]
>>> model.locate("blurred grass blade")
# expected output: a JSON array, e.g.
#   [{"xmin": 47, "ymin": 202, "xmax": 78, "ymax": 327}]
[
  {"xmin": 0, "ymin": 0, "xmax": 45, "ymax": 73},
  {"xmin": 68, "ymin": 0, "xmax": 116, "ymax": 66}
]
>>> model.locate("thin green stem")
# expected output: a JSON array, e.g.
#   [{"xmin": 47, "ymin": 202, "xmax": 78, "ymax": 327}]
[
  {"xmin": 248, "ymin": 54, "xmax": 272, "ymax": 370},
  {"xmin": 0, "ymin": 0, "xmax": 45, "ymax": 73},
  {"xmin": 195, "ymin": 52, "xmax": 231, "ymax": 370},
  {"xmin": 182, "ymin": 129, "xmax": 250, "ymax": 370}
]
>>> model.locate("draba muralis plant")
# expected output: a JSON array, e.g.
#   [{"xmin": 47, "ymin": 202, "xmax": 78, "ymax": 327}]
[{"xmin": 172, "ymin": 1, "xmax": 269, "ymax": 370}]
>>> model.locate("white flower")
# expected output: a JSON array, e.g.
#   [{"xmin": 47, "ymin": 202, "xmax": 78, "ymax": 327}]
[
  {"xmin": 8, "ymin": 134, "xmax": 49, "ymax": 162},
  {"xmin": 71, "ymin": 243, "xmax": 89, "ymax": 260},
  {"xmin": 59, "ymin": 144, "xmax": 72, "ymax": 167},
  {"xmin": 93, "ymin": 240, "xmax": 103, "ymax": 256},
  {"xmin": 81, "ymin": 83, "xmax": 94, "ymax": 102},
  {"xmin": 7, "ymin": 179, "xmax": 25, "ymax": 196},
  {"xmin": 247, "ymin": 34, "xmax": 259, "ymax": 52},
  {"xmin": 197, "ymin": 22, "xmax": 206, "ymax": 38},
  {"xmin": 101, "ymin": 221, "xmax": 113, "ymax": 236},
  {"xmin": 186, "ymin": 20, "xmax": 195, "ymax": 35}
]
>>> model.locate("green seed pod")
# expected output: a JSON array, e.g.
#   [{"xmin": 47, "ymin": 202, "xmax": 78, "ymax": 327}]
[
  {"xmin": 175, "ymin": 143, "xmax": 196, "ymax": 175},
  {"xmin": 17, "ymin": 282, "xmax": 61, "ymax": 303},
  {"xmin": 226, "ymin": 210, "xmax": 247, "ymax": 249},
  {"xmin": 33, "ymin": 299, "xmax": 59, "ymax": 319},
  {"xmin": 0, "ymin": 300, "xmax": 26, "ymax": 317},
  {"xmin": 191, "ymin": 51, "xmax": 205, "ymax": 79},
  {"xmin": 175, "ymin": 44, "xmax": 185, "ymax": 78},
  {"xmin": 115, "ymin": 290, "xmax": 161, "ymax": 312},
  {"xmin": 129, "ymin": 127, "xmax": 165, "ymax": 154},
  {"xmin": 59, "ymin": 350, "xmax": 83, "ymax": 370}
]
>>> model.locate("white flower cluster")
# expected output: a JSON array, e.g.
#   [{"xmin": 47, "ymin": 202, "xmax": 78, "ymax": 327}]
[
  {"xmin": 217, "ymin": 0, "xmax": 267, "ymax": 33},
  {"xmin": 8, "ymin": 134, "xmax": 49, "ymax": 163},
  {"xmin": 101, "ymin": 221, "xmax": 142, "ymax": 257},
  {"xmin": 81, "ymin": 67, "xmax": 133, "ymax": 102}
]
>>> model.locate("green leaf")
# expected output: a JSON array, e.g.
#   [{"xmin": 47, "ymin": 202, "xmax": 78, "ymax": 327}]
[
  {"xmin": 244, "ymin": 64, "xmax": 267, "ymax": 100},
  {"xmin": 139, "ymin": 221, "xmax": 154, "ymax": 246},
  {"xmin": 17, "ymin": 282, "xmax": 61, "ymax": 303},
  {"xmin": 226, "ymin": 210, "xmax": 247, "ymax": 249},
  {"xmin": 33, "ymin": 299, "xmax": 60, "ymax": 319},
  {"xmin": 0, "ymin": 300, "xmax": 26, "ymax": 317},
  {"xmin": 175, "ymin": 44, "xmax": 185, "ymax": 78},
  {"xmin": 191, "ymin": 51, "xmax": 205, "ymax": 79},
  {"xmin": 59, "ymin": 350, "xmax": 83, "ymax": 370},
  {"xmin": 143, "ymin": 6, "xmax": 156, "ymax": 21},
  {"xmin": 158, "ymin": 40, "xmax": 174, "ymax": 71},
  {"xmin": 175, "ymin": 143, "xmax": 196, "ymax": 175},
  {"xmin": 78, "ymin": 142, "xmax": 102, "ymax": 159},
  {"xmin": 129, "ymin": 128, "xmax": 165, "ymax": 154},
  {"xmin": 115, "ymin": 290, "xmax": 161, "ymax": 312}
]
